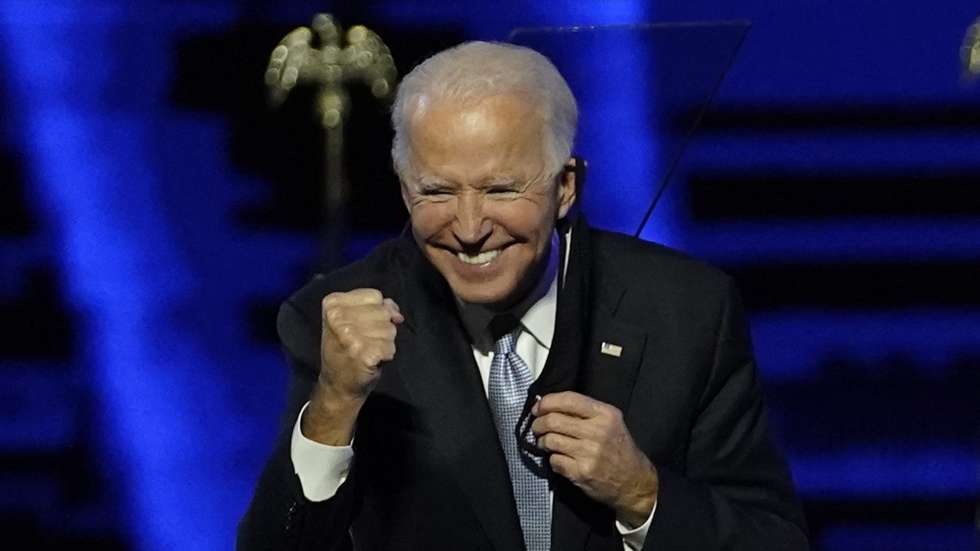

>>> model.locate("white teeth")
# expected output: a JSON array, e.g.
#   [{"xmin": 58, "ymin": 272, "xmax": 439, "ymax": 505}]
[{"xmin": 457, "ymin": 249, "xmax": 500, "ymax": 265}]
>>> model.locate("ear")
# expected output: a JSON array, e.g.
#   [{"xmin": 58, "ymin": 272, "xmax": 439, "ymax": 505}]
[{"xmin": 556, "ymin": 157, "xmax": 579, "ymax": 220}]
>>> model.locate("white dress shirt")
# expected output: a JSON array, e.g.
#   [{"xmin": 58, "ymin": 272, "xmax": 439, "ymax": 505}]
[{"xmin": 290, "ymin": 232, "xmax": 656, "ymax": 550}]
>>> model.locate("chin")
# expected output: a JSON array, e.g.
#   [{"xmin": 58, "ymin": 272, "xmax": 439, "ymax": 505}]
[{"xmin": 450, "ymin": 283, "xmax": 515, "ymax": 307}]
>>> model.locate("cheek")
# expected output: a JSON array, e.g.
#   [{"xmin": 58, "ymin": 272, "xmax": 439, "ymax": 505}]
[
  {"xmin": 410, "ymin": 202, "xmax": 454, "ymax": 237},
  {"xmin": 488, "ymin": 200, "xmax": 554, "ymax": 238}
]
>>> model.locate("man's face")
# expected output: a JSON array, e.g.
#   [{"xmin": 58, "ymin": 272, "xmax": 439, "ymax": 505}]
[{"xmin": 400, "ymin": 93, "xmax": 576, "ymax": 309}]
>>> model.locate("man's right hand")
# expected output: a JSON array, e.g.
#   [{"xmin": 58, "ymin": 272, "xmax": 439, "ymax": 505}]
[{"xmin": 302, "ymin": 288, "xmax": 404, "ymax": 445}]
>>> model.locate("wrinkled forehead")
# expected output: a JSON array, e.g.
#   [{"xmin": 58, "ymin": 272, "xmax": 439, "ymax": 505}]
[{"xmin": 404, "ymin": 93, "xmax": 549, "ymax": 177}]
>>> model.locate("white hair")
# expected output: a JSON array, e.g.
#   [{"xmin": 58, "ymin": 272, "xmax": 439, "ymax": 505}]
[{"xmin": 391, "ymin": 41, "xmax": 578, "ymax": 178}]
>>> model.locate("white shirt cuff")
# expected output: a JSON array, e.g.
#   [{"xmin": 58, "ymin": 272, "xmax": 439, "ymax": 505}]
[
  {"xmin": 616, "ymin": 498, "xmax": 657, "ymax": 551},
  {"xmin": 290, "ymin": 401, "xmax": 354, "ymax": 502}
]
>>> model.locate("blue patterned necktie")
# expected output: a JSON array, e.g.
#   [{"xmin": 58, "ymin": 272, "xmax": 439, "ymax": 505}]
[{"xmin": 488, "ymin": 324, "xmax": 551, "ymax": 551}]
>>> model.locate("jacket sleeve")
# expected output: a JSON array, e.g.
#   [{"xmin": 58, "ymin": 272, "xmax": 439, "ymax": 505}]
[
  {"xmin": 236, "ymin": 299, "xmax": 360, "ymax": 551},
  {"xmin": 641, "ymin": 278, "xmax": 809, "ymax": 551}
]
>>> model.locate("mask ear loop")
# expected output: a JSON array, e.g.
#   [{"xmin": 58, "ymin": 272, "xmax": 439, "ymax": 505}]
[
  {"xmin": 518, "ymin": 156, "xmax": 584, "ymax": 481},
  {"xmin": 557, "ymin": 156, "xmax": 586, "ymax": 231},
  {"xmin": 556, "ymin": 156, "xmax": 584, "ymax": 293},
  {"xmin": 515, "ymin": 394, "xmax": 551, "ymax": 480}
]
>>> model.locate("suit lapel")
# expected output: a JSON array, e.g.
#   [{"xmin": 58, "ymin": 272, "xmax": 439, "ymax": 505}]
[
  {"xmin": 549, "ymin": 317, "xmax": 648, "ymax": 551},
  {"xmin": 580, "ymin": 314, "xmax": 647, "ymax": 417},
  {"xmin": 394, "ymin": 244, "xmax": 526, "ymax": 551}
]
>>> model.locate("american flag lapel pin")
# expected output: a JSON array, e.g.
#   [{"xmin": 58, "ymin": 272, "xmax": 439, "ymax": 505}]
[{"xmin": 600, "ymin": 342, "xmax": 623, "ymax": 358}]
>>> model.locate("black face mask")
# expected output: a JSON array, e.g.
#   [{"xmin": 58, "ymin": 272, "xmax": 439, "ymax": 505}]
[{"xmin": 515, "ymin": 213, "xmax": 593, "ymax": 481}]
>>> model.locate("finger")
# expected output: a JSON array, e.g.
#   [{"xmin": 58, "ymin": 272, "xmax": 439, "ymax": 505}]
[
  {"xmin": 383, "ymin": 298, "xmax": 405, "ymax": 324},
  {"xmin": 536, "ymin": 432, "xmax": 585, "ymax": 457},
  {"xmin": 535, "ymin": 391, "xmax": 605, "ymax": 419},
  {"xmin": 341, "ymin": 303, "xmax": 398, "ymax": 323},
  {"xmin": 330, "ymin": 323, "xmax": 362, "ymax": 348},
  {"xmin": 548, "ymin": 453, "xmax": 581, "ymax": 482},
  {"xmin": 325, "ymin": 303, "xmax": 395, "ymax": 330},
  {"xmin": 356, "ymin": 319, "xmax": 399, "ymax": 340},
  {"xmin": 330, "ymin": 323, "xmax": 397, "ymax": 356},
  {"xmin": 531, "ymin": 412, "xmax": 594, "ymax": 440},
  {"xmin": 357, "ymin": 338, "xmax": 396, "ymax": 365},
  {"xmin": 324, "ymin": 288, "xmax": 384, "ymax": 310}
]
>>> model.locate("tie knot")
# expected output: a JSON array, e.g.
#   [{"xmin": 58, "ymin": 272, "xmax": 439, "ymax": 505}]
[
  {"xmin": 489, "ymin": 315, "xmax": 521, "ymax": 355},
  {"xmin": 493, "ymin": 330, "xmax": 519, "ymax": 356}
]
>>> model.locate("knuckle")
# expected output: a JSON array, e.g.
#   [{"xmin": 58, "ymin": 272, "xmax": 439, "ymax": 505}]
[
  {"xmin": 548, "ymin": 454, "xmax": 564, "ymax": 473},
  {"xmin": 547, "ymin": 454, "xmax": 560, "ymax": 470},
  {"xmin": 332, "ymin": 329, "xmax": 350, "ymax": 346},
  {"xmin": 325, "ymin": 292, "xmax": 351, "ymax": 308},
  {"xmin": 580, "ymin": 458, "xmax": 597, "ymax": 479},
  {"xmin": 585, "ymin": 440, "xmax": 601, "ymax": 456},
  {"xmin": 325, "ymin": 307, "xmax": 342, "ymax": 325},
  {"xmin": 359, "ymin": 288, "xmax": 383, "ymax": 302},
  {"xmin": 346, "ymin": 339, "xmax": 363, "ymax": 356}
]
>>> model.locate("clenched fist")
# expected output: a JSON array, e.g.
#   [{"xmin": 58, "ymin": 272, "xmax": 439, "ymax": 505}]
[
  {"xmin": 303, "ymin": 288, "xmax": 403, "ymax": 445},
  {"xmin": 320, "ymin": 288, "xmax": 404, "ymax": 398}
]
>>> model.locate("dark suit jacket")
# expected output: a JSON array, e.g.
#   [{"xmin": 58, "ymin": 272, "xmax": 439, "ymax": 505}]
[{"xmin": 238, "ymin": 222, "xmax": 808, "ymax": 551}]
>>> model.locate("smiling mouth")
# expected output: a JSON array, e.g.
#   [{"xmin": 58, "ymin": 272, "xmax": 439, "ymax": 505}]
[{"xmin": 456, "ymin": 249, "xmax": 501, "ymax": 265}]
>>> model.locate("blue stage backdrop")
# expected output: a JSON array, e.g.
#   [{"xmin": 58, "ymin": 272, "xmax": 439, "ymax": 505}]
[{"xmin": 0, "ymin": 1, "xmax": 976, "ymax": 550}]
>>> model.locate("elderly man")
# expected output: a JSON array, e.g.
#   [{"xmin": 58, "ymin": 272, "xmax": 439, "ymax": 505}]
[{"xmin": 239, "ymin": 42, "xmax": 807, "ymax": 550}]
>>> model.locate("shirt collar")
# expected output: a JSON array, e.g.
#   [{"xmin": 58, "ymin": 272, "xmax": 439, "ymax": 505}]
[
  {"xmin": 517, "ymin": 269, "xmax": 557, "ymax": 350},
  {"xmin": 457, "ymin": 231, "xmax": 561, "ymax": 352}
]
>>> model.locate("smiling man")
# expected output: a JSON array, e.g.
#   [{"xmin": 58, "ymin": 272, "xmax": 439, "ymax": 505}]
[
  {"xmin": 399, "ymin": 90, "xmax": 574, "ymax": 308},
  {"xmin": 239, "ymin": 42, "xmax": 808, "ymax": 551}
]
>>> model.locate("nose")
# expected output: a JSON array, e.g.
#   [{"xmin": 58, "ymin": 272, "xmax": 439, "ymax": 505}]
[{"xmin": 452, "ymin": 192, "xmax": 491, "ymax": 245}]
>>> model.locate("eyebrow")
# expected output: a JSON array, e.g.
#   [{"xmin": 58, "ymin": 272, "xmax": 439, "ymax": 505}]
[
  {"xmin": 416, "ymin": 175, "xmax": 453, "ymax": 188},
  {"xmin": 413, "ymin": 174, "xmax": 528, "ymax": 191}
]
